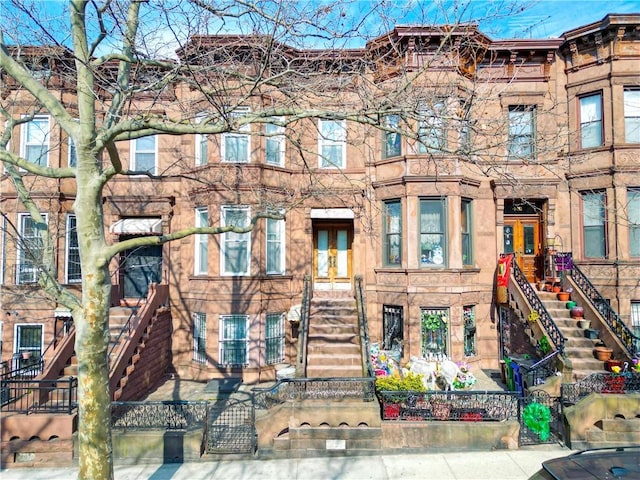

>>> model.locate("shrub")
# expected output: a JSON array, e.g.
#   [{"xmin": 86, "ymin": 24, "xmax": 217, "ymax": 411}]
[{"xmin": 375, "ymin": 371, "xmax": 426, "ymax": 392}]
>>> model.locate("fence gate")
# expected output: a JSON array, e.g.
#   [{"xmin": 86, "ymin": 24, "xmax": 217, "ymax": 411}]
[
  {"xmin": 519, "ymin": 390, "xmax": 563, "ymax": 446},
  {"xmin": 206, "ymin": 398, "xmax": 256, "ymax": 454}
]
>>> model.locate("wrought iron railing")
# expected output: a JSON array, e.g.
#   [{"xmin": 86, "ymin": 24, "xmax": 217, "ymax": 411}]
[
  {"xmin": 508, "ymin": 255, "xmax": 566, "ymax": 353},
  {"xmin": 520, "ymin": 350, "xmax": 561, "ymax": 388},
  {"xmin": 355, "ymin": 275, "xmax": 374, "ymax": 378},
  {"xmin": 107, "ymin": 297, "xmax": 143, "ymax": 362},
  {"xmin": 1, "ymin": 376, "xmax": 77, "ymax": 413},
  {"xmin": 252, "ymin": 377, "xmax": 376, "ymax": 410},
  {"xmin": 296, "ymin": 275, "xmax": 311, "ymax": 377},
  {"xmin": 111, "ymin": 400, "xmax": 208, "ymax": 430},
  {"xmin": 0, "ymin": 355, "xmax": 43, "ymax": 380},
  {"xmin": 561, "ymin": 372, "xmax": 640, "ymax": 405},
  {"xmin": 377, "ymin": 390, "xmax": 520, "ymax": 422},
  {"xmin": 570, "ymin": 262, "xmax": 639, "ymax": 358}
]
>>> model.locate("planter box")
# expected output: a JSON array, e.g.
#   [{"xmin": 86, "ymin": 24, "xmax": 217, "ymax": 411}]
[{"xmin": 584, "ymin": 329, "xmax": 599, "ymax": 339}]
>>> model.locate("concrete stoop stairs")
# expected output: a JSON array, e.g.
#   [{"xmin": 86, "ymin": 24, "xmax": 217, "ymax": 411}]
[
  {"xmin": 305, "ymin": 291, "xmax": 364, "ymax": 378},
  {"xmin": 536, "ymin": 291, "xmax": 606, "ymax": 380},
  {"xmin": 585, "ymin": 418, "xmax": 640, "ymax": 448}
]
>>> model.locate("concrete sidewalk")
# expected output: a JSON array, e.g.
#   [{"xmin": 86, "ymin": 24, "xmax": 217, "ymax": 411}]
[{"xmin": 1, "ymin": 445, "xmax": 571, "ymax": 479}]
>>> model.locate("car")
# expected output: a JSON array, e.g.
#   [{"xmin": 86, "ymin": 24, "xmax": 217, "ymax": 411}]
[{"xmin": 534, "ymin": 446, "xmax": 640, "ymax": 479}]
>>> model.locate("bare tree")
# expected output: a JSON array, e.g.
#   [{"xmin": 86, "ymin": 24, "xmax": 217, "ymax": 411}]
[{"xmin": 0, "ymin": 1, "xmax": 563, "ymax": 478}]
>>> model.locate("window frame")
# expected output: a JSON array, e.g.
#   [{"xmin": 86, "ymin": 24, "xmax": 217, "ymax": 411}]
[
  {"xmin": 265, "ymin": 312, "xmax": 285, "ymax": 365},
  {"xmin": 221, "ymin": 106, "xmax": 251, "ymax": 163},
  {"xmin": 65, "ymin": 214, "xmax": 81, "ymax": 284},
  {"xmin": 629, "ymin": 189, "xmax": 640, "ymax": 258},
  {"xmin": 463, "ymin": 305, "xmax": 477, "ymax": 357},
  {"xmin": 20, "ymin": 115, "xmax": 50, "ymax": 167},
  {"xmin": 579, "ymin": 92, "xmax": 603, "ymax": 149},
  {"xmin": 383, "ymin": 200, "xmax": 402, "ymax": 267},
  {"xmin": 265, "ymin": 118, "xmax": 285, "ymax": 166},
  {"xmin": 624, "ymin": 89, "xmax": 640, "ymax": 144},
  {"xmin": 17, "ymin": 213, "xmax": 48, "ymax": 284},
  {"xmin": 130, "ymin": 135, "xmax": 158, "ymax": 174},
  {"xmin": 418, "ymin": 101, "xmax": 447, "ymax": 153},
  {"xmin": 266, "ymin": 215, "xmax": 285, "ymax": 275},
  {"xmin": 419, "ymin": 198, "xmax": 447, "ymax": 268},
  {"xmin": 461, "ymin": 198, "xmax": 473, "ymax": 266},
  {"xmin": 420, "ymin": 307, "xmax": 449, "ymax": 357},
  {"xmin": 631, "ymin": 301, "xmax": 640, "ymax": 343},
  {"xmin": 194, "ymin": 207, "xmax": 209, "ymax": 275},
  {"xmin": 582, "ymin": 191, "xmax": 607, "ymax": 258},
  {"xmin": 507, "ymin": 105, "xmax": 536, "ymax": 161},
  {"xmin": 318, "ymin": 119, "xmax": 347, "ymax": 169},
  {"xmin": 194, "ymin": 117, "xmax": 209, "ymax": 166},
  {"xmin": 220, "ymin": 205, "xmax": 251, "ymax": 276},
  {"xmin": 383, "ymin": 114, "xmax": 401, "ymax": 158},
  {"xmin": 192, "ymin": 312, "xmax": 207, "ymax": 364},
  {"xmin": 219, "ymin": 314, "xmax": 249, "ymax": 366}
]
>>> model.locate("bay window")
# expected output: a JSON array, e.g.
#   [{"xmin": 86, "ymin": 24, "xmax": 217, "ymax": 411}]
[
  {"xmin": 383, "ymin": 200, "xmax": 402, "ymax": 266},
  {"xmin": 420, "ymin": 198, "xmax": 446, "ymax": 267},
  {"xmin": 221, "ymin": 206, "xmax": 250, "ymax": 275},
  {"xmin": 579, "ymin": 93, "xmax": 603, "ymax": 149}
]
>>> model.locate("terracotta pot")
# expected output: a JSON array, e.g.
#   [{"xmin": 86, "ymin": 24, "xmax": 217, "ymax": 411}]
[
  {"xmin": 557, "ymin": 292, "xmax": 570, "ymax": 301},
  {"xmin": 552, "ymin": 286, "xmax": 562, "ymax": 293},
  {"xmin": 594, "ymin": 346, "xmax": 613, "ymax": 361},
  {"xmin": 570, "ymin": 306, "xmax": 584, "ymax": 318}
]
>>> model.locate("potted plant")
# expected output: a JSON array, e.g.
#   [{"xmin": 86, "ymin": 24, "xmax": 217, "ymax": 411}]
[
  {"xmin": 594, "ymin": 345, "xmax": 613, "ymax": 361},
  {"xmin": 603, "ymin": 366, "xmax": 625, "ymax": 393},
  {"xmin": 577, "ymin": 318, "xmax": 591, "ymax": 329},
  {"xmin": 557, "ymin": 291, "xmax": 570, "ymax": 302},
  {"xmin": 570, "ymin": 306, "xmax": 584, "ymax": 318}
]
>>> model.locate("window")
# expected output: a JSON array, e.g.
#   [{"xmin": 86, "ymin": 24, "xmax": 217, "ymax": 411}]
[
  {"xmin": 219, "ymin": 314, "xmax": 249, "ymax": 366},
  {"xmin": 192, "ymin": 312, "xmax": 207, "ymax": 364},
  {"xmin": 221, "ymin": 206, "xmax": 250, "ymax": 275},
  {"xmin": 463, "ymin": 305, "xmax": 477, "ymax": 357},
  {"xmin": 222, "ymin": 107, "xmax": 250, "ymax": 163},
  {"xmin": 631, "ymin": 302, "xmax": 640, "ymax": 347},
  {"xmin": 629, "ymin": 189, "xmax": 640, "ymax": 258},
  {"xmin": 266, "ymin": 119, "xmax": 285, "ymax": 166},
  {"xmin": 14, "ymin": 323, "xmax": 43, "ymax": 373},
  {"xmin": 131, "ymin": 135, "xmax": 157, "ymax": 174},
  {"xmin": 383, "ymin": 200, "xmax": 402, "ymax": 266},
  {"xmin": 421, "ymin": 308, "xmax": 448, "ymax": 357},
  {"xmin": 383, "ymin": 114, "xmax": 401, "ymax": 158},
  {"xmin": 318, "ymin": 119, "xmax": 346, "ymax": 168},
  {"xmin": 420, "ymin": 198, "xmax": 446, "ymax": 267},
  {"xmin": 69, "ymin": 137, "xmax": 77, "ymax": 167},
  {"xmin": 383, "ymin": 305, "xmax": 403, "ymax": 352},
  {"xmin": 17, "ymin": 213, "xmax": 47, "ymax": 284},
  {"xmin": 21, "ymin": 116, "xmax": 49, "ymax": 166},
  {"xmin": 265, "ymin": 313, "xmax": 285, "ymax": 364},
  {"xmin": 507, "ymin": 106, "xmax": 536, "ymax": 160},
  {"xmin": 195, "ymin": 123, "xmax": 208, "ymax": 166},
  {"xmin": 461, "ymin": 199, "xmax": 473, "ymax": 266},
  {"xmin": 624, "ymin": 89, "xmax": 640, "ymax": 143},
  {"xmin": 418, "ymin": 101, "xmax": 447, "ymax": 153},
  {"xmin": 580, "ymin": 93, "xmax": 603, "ymax": 148},
  {"xmin": 582, "ymin": 191, "xmax": 606, "ymax": 258},
  {"xmin": 66, "ymin": 214, "xmax": 81, "ymax": 283},
  {"xmin": 194, "ymin": 207, "xmax": 208, "ymax": 275},
  {"xmin": 266, "ymin": 216, "xmax": 285, "ymax": 274}
]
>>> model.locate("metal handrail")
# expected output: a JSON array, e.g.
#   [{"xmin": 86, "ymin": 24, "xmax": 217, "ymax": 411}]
[
  {"xmin": 296, "ymin": 275, "xmax": 311, "ymax": 377},
  {"xmin": 355, "ymin": 275, "xmax": 374, "ymax": 377},
  {"xmin": 1, "ymin": 376, "xmax": 77, "ymax": 414},
  {"xmin": 570, "ymin": 262, "xmax": 639, "ymax": 358},
  {"xmin": 507, "ymin": 255, "xmax": 566, "ymax": 353},
  {"xmin": 107, "ymin": 296, "xmax": 145, "ymax": 362}
]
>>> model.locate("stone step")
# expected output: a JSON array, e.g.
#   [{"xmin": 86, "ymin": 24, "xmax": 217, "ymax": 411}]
[
  {"xmin": 307, "ymin": 342, "xmax": 362, "ymax": 355},
  {"xmin": 306, "ymin": 364, "xmax": 364, "ymax": 378},
  {"xmin": 309, "ymin": 323, "xmax": 359, "ymax": 335},
  {"xmin": 307, "ymin": 353, "xmax": 362, "ymax": 366},
  {"xmin": 308, "ymin": 333, "xmax": 359, "ymax": 346}
]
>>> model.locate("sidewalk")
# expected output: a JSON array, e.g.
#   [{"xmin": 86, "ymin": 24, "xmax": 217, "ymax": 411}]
[{"xmin": 1, "ymin": 445, "xmax": 572, "ymax": 479}]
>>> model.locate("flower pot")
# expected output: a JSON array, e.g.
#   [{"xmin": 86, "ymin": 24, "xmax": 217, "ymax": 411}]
[
  {"xmin": 21, "ymin": 352, "xmax": 31, "ymax": 360},
  {"xmin": 577, "ymin": 319, "xmax": 591, "ymax": 329},
  {"xmin": 594, "ymin": 346, "xmax": 613, "ymax": 361},
  {"xmin": 584, "ymin": 328, "xmax": 599, "ymax": 339},
  {"xmin": 557, "ymin": 292, "xmax": 570, "ymax": 301},
  {"xmin": 570, "ymin": 306, "xmax": 584, "ymax": 318},
  {"xmin": 605, "ymin": 359, "xmax": 623, "ymax": 372},
  {"xmin": 552, "ymin": 286, "xmax": 562, "ymax": 293},
  {"xmin": 566, "ymin": 301, "xmax": 577, "ymax": 309}
]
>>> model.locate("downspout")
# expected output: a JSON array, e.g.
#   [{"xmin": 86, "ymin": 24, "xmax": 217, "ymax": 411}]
[{"xmin": 608, "ymin": 50, "xmax": 621, "ymax": 311}]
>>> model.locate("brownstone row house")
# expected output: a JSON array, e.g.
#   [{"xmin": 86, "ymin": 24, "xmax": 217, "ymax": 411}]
[{"xmin": 1, "ymin": 13, "xmax": 639, "ymax": 396}]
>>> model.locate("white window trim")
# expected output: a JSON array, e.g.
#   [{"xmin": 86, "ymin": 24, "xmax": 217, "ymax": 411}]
[
  {"xmin": 220, "ymin": 205, "xmax": 251, "ymax": 276},
  {"xmin": 65, "ymin": 214, "xmax": 81, "ymax": 284},
  {"xmin": 194, "ymin": 207, "xmax": 208, "ymax": 275},
  {"xmin": 13, "ymin": 323, "xmax": 44, "ymax": 355},
  {"xmin": 266, "ymin": 118, "xmax": 285, "ymax": 166},
  {"xmin": 221, "ymin": 106, "xmax": 251, "ymax": 163},
  {"xmin": 195, "ymin": 114, "xmax": 209, "ymax": 166},
  {"xmin": 16, "ymin": 212, "xmax": 48, "ymax": 284},
  {"xmin": 318, "ymin": 119, "xmax": 347, "ymax": 169},
  {"xmin": 20, "ymin": 115, "xmax": 50, "ymax": 167},
  {"xmin": 266, "ymin": 215, "xmax": 286, "ymax": 275},
  {"xmin": 218, "ymin": 314, "xmax": 250, "ymax": 366},
  {"xmin": 130, "ymin": 135, "xmax": 158, "ymax": 174}
]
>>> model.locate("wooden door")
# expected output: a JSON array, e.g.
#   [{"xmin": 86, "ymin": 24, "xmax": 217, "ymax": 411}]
[
  {"xmin": 503, "ymin": 219, "xmax": 541, "ymax": 282},
  {"xmin": 313, "ymin": 223, "xmax": 352, "ymax": 290}
]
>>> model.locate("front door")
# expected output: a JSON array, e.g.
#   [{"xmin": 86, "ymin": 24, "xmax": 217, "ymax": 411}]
[
  {"xmin": 313, "ymin": 223, "xmax": 352, "ymax": 290},
  {"xmin": 503, "ymin": 218, "xmax": 541, "ymax": 282},
  {"xmin": 122, "ymin": 244, "xmax": 163, "ymax": 298}
]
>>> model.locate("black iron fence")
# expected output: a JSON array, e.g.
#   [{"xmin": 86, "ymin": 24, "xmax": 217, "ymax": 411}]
[
  {"xmin": 1, "ymin": 376, "xmax": 77, "ymax": 413},
  {"xmin": 561, "ymin": 372, "xmax": 640, "ymax": 405},
  {"xmin": 111, "ymin": 400, "xmax": 207, "ymax": 430}
]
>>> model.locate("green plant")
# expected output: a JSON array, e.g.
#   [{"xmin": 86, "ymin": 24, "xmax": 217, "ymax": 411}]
[
  {"xmin": 538, "ymin": 336, "xmax": 551, "ymax": 355},
  {"xmin": 422, "ymin": 311, "xmax": 447, "ymax": 331},
  {"xmin": 375, "ymin": 372, "xmax": 426, "ymax": 392}
]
